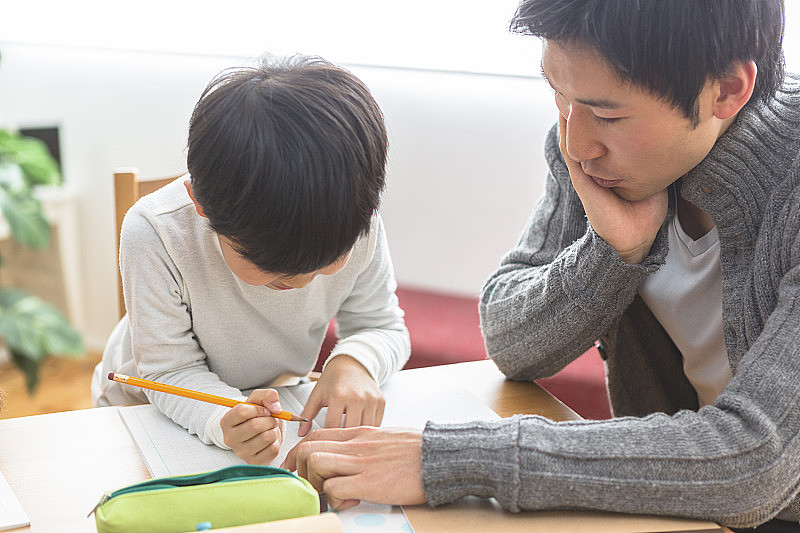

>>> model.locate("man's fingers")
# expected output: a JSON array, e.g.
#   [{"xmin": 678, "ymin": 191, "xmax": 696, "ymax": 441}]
[
  {"xmin": 303, "ymin": 452, "xmax": 365, "ymax": 510},
  {"xmin": 326, "ymin": 497, "xmax": 361, "ymax": 511},
  {"xmin": 324, "ymin": 476, "xmax": 366, "ymax": 510},
  {"xmin": 282, "ymin": 427, "xmax": 365, "ymax": 471},
  {"xmin": 304, "ymin": 451, "xmax": 360, "ymax": 491}
]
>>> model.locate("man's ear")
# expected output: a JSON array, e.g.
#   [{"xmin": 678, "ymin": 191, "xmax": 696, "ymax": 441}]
[
  {"xmin": 184, "ymin": 179, "xmax": 207, "ymax": 218},
  {"xmin": 713, "ymin": 60, "xmax": 757, "ymax": 120}
]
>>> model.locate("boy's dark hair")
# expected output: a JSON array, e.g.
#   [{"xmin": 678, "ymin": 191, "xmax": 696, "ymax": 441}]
[
  {"xmin": 511, "ymin": 0, "xmax": 785, "ymax": 125},
  {"xmin": 187, "ymin": 55, "xmax": 387, "ymax": 275}
]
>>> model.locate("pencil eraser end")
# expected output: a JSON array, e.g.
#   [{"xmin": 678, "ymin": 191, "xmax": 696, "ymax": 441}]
[{"xmin": 108, "ymin": 373, "xmax": 115, "ymax": 381}]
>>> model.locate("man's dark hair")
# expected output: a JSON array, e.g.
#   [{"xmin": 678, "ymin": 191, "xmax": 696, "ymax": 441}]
[
  {"xmin": 187, "ymin": 55, "xmax": 387, "ymax": 275},
  {"xmin": 511, "ymin": 0, "xmax": 785, "ymax": 124}
]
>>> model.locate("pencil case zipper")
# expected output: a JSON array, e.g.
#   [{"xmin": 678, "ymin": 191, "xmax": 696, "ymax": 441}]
[{"xmin": 88, "ymin": 465, "xmax": 295, "ymax": 517}]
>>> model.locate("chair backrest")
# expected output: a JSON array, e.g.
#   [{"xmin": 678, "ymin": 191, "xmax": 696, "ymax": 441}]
[{"xmin": 114, "ymin": 168, "xmax": 183, "ymax": 318}]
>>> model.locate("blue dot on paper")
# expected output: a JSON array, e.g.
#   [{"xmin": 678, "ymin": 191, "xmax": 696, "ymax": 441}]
[
  {"xmin": 353, "ymin": 513, "xmax": 387, "ymax": 527},
  {"xmin": 400, "ymin": 523, "xmax": 414, "ymax": 532}
]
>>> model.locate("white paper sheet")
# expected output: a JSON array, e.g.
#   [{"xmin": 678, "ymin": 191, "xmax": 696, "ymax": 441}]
[{"xmin": 0, "ymin": 470, "xmax": 29, "ymax": 531}]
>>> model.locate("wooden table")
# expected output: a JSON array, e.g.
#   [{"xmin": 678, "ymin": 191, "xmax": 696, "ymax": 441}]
[{"xmin": 0, "ymin": 360, "xmax": 727, "ymax": 532}]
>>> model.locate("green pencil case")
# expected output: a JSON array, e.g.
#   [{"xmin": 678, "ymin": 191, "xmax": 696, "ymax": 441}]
[{"xmin": 91, "ymin": 465, "xmax": 319, "ymax": 533}]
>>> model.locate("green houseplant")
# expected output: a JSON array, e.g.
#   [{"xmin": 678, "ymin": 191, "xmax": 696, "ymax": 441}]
[{"xmin": 0, "ymin": 128, "xmax": 85, "ymax": 392}]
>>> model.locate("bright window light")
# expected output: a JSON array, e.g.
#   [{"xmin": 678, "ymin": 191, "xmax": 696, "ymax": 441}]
[
  {"xmin": 0, "ymin": 1, "xmax": 539, "ymax": 76},
  {"xmin": 1, "ymin": 1, "xmax": 796, "ymax": 75}
]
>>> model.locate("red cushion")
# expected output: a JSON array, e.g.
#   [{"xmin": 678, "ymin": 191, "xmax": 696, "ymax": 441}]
[{"xmin": 315, "ymin": 286, "xmax": 611, "ymax": 419}]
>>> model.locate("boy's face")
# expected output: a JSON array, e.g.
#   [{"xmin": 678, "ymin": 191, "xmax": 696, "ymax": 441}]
[
  {"xmin": 217, "ymin": 235, "xmax": 352, "ymax": 290},
  {"xmin": 541, "ymin": 40, "xmax": 729, "ymax": 202}
]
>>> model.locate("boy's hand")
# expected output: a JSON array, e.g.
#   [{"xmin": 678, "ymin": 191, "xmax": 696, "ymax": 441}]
[
  {"xmin": 559, "ymin": 114, "xmax": 668, "ymax": 264},
  {"xmin": 298, "ymin": 355, "xmax": 385, "ymax": 437},
  {"xmin": 220, "ymin": 388, "xmax": 284, "ymax": 464}
]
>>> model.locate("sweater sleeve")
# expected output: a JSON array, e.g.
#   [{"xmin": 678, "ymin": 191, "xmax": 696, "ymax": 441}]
[
  {"xmin": 323, "ymin": 215, "xmax": 411, "ymax": 384},
  {"xmin": 120, "ymin": 206, "xmax": 246, "ymax": 447},
  {"xmin": 424, "ymin": 277, "xmax": 800, "ymax": 527},
  {"xmin": 480, "ymin": 124, "xmax": 667, "ymax": 381},
  {"xmin": 426, "ymin": 162, "xmax": 800, "ymax": 529}
]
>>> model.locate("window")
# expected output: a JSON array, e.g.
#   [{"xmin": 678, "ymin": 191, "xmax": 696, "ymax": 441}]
[{"xmin": 1, "ymin": 1, "xmax": 796, "ymax": 76}]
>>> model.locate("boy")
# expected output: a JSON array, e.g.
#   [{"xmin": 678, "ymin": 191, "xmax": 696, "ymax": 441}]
[
  {"xmin": 285, "ymin": 1, "xmax": 800, "ymax": 531},
  {"xmin": 93, "ymin": 56, "xmax": 410, "ymax": 465}
]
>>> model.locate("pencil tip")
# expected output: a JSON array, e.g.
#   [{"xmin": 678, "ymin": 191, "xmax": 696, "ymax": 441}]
[{"xmin": 291, "ymin": 415, "xmax": 308, "ymax": 422}]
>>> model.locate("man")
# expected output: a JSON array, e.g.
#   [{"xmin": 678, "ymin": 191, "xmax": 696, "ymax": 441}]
[{"xmin": 285, "ymin": 2, "xmax": 800, "ymax": 531}]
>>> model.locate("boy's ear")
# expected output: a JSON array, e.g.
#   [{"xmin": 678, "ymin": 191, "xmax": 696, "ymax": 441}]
[
  {"xmin": 184, "ymin": 180, "xmax": 207, "ymax": 218},
  {"xmin": 712, "ymin": 60, "xmax": 757, "ymax": 120}
]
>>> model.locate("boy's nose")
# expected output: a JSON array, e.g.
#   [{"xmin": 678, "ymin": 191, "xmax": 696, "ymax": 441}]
[{"xmin": 286, "ymin": 274, "xmax": 316, "ymax": 289}]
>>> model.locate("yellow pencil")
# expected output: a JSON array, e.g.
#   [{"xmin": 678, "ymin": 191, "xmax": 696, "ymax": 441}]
[{"xmin": 108, "ymin": 372, "xmax": 307, "ymax": 422}]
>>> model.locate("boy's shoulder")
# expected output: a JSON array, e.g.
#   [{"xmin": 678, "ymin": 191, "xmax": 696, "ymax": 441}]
[
  {"xmin": 122, "ymin": 175, "xmax": 200, "ymax": 242},
  {"xmin": 131, "ymin": 175, "xmax": 194, "ymax": 217}
]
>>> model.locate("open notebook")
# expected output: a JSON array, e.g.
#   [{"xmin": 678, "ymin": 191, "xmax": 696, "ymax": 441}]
[
  {"xmin": 118, "ymin": 366, "xmax": 500, "ymax": 478},
  {"xmin": 118, "ymin": 367, "xmax": 500, "ymax": 533}
]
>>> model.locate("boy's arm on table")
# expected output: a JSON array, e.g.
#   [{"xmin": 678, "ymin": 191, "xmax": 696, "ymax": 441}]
[
  {"xmin": 300, "ymin": 216, "xmax": 410, "ymax": 432},
  {"xmin": 324, "ymin": 215, "xmax": 411, "ymax": 384},
  {"xmin": 120, "ymin": 211, "xmax": 251, "ymax": 449}
]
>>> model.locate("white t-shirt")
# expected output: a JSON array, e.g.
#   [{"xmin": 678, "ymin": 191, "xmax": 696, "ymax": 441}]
[{"xmin": 638, "ymin": 207, "xmax": 732, "ymax": 407}]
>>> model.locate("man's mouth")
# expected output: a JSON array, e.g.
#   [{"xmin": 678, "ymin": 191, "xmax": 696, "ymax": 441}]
[{"xmin": 588, "ymin": 174, "xmax": 620, "ymax": 188}]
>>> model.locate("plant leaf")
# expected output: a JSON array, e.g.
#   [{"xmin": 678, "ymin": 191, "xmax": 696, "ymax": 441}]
[
  {"xmin": 0, "ymin": 183, "xmax": 51, "ymax": 248},
  {"xmin": 9, "ymin": 348, "xmax": 41, "ymax": 393},
  {"xmin": 0, "ymin": 288, "xmax": 84, "ymax": 364},
  {"xmin": 0, "ymin": 130, "xmax": 61, "ymax": 187}
]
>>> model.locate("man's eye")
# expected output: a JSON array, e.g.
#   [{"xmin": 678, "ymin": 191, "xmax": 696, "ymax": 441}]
[{"xmin": 596, "ymin": 116, "xmax": 621, "ymax": 125}]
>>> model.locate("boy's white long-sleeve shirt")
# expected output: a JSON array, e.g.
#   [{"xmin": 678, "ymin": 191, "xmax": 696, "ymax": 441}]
[{"xmin": 93, "ymin": 177, "xmax": 410, "ymax": 447}]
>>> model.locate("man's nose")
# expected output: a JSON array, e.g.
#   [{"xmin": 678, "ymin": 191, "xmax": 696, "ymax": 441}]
[{"xmin": 564, "ymin": 111, "xmax": 605, "ymax": 163}]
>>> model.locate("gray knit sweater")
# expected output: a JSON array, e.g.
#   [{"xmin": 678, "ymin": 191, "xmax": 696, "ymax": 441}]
[{"xmin": 422, "ymin": 74, "xmax": 800, "ymax": 528}]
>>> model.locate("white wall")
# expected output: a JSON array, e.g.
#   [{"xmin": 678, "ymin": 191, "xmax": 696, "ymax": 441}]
[{"xmin": 0, "ymin": 42, "xmax": 555, "ymax": 350}]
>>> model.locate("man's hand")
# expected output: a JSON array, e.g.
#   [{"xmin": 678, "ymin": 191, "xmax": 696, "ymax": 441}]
[
  {"xmin": 559, "ymin": 115, "xmax": 668, "ymax": 264},
  {"xmin": 282, "ymin": 426, "xmax": 426, "ymax": 510},
  {"xmin": 220, "ymin": 388, "xmax": 283, "ymax": 464},
  {"xmin": 298, "ymin": 355, "xmax": 385, "ymax": 437}
]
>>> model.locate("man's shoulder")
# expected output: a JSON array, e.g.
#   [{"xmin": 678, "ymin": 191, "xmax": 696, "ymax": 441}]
[{"xmin": 543, "ymin": 122, "xmax": 569, "ymax": 179}]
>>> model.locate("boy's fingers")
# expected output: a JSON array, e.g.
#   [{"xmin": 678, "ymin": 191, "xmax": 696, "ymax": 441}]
[
  {"xmin": 342, "ymin": 405, "xmax": 364, "ymax": 428},
  {"xmin": 238, "ymin": 425, "xmax": 281, "ymax": 457},
  {"xmin": 246, "ymin": 388, "xmax": 282, "ymax": 415},
  {"xmin": 324, "ymin": 404, "xmax": 346, "ymax": 429},
  {"xmin": 225, "ymin": 414, "xmax": 278, "ymax": 449},
  {"xmin": 373, "ymin": 401, "xmax": 385, "ymax": 426},
  {"xmin": 224, "ymin": 403, "xmax": 266, "ymax": 426},
  {"xmin": 299, "ymin": 386, "xmax": 326, "ymax": 437},
  {"xmin": 299, "ymin": 401, "xmax": 323, "ymax": 437}
]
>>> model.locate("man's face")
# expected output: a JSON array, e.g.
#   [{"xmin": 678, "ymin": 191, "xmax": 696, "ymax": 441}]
[{"xmin": 541, "ymin": 40, "xmax": 726, "ymax": 202}]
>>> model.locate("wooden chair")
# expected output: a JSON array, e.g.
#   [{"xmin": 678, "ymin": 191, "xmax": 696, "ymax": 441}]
[{"xmin": 114, "ymin": 168, "xmax": 184, "ymax": 318}]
